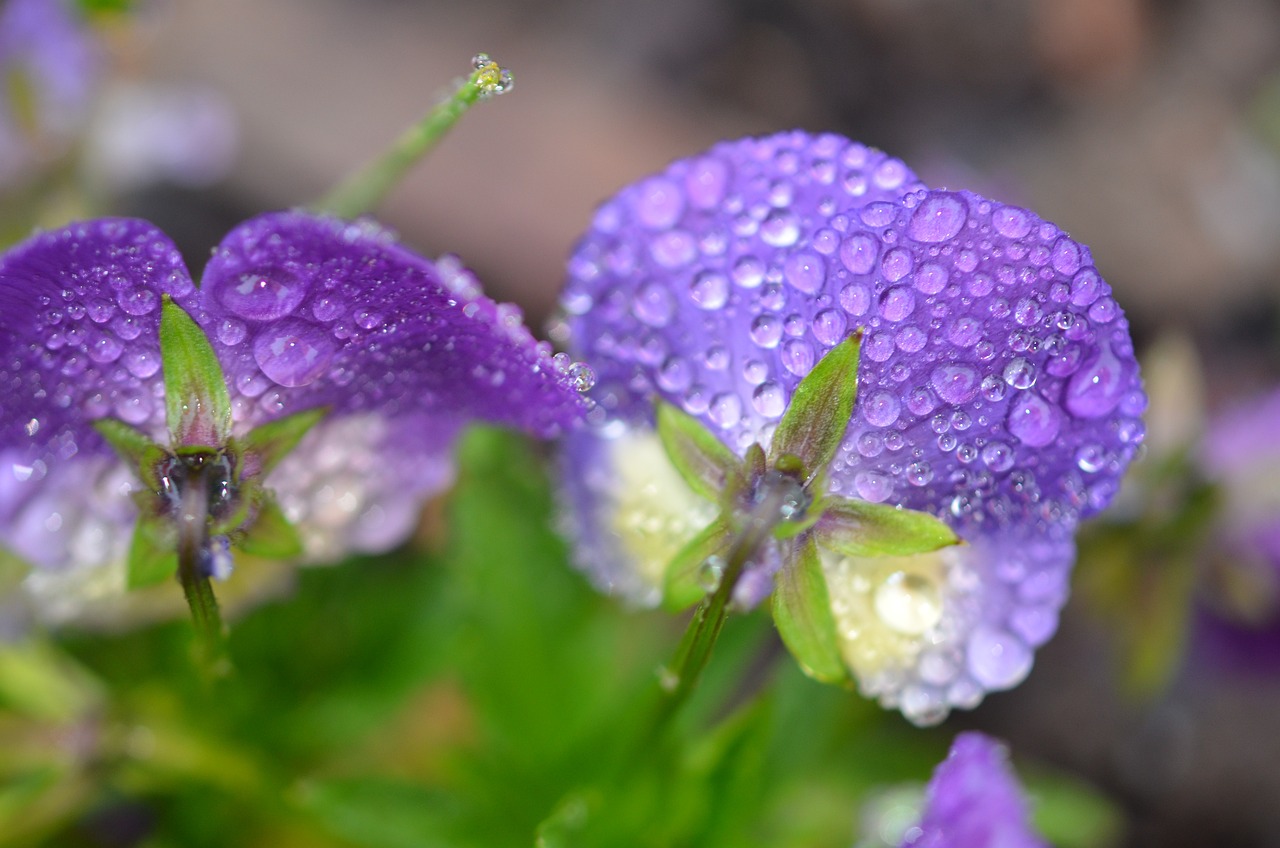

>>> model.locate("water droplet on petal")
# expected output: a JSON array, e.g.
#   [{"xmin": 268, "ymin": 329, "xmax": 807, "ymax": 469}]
[
  {"xmin": 685, "ymin": 157, "xmax": 729, "ymax": 209},
  {"xmin": 219, "ymin": 267, "xmax": 306, "ymax": 321},
  {"xmin": 689, "ymin": 271, "xmax": 729, "ymax": 309},
  {"xmin": 752, "ymin": 381, "xmax": 786, "ymax": 417},
  {"xmin": 783, "ymin": 251, "xmax": 825, "ymax": 293},
  {"xmin": 760, "ymin": 209, "xmax": 800, "ymax": 247},
  {"xmin": 907, "ymin": 192, "xmax": 967, "ymax": 243},
  {"xmin": 750, "ymin": 314, "xmax": 783, "ymax": 349},
  {"xmin": 1006, "ymin": 392, "xmax": 1060, "ymax": 447},
  {"xmin": 1065, "ymin": 341, "xmax": 1127, "ymax": 418},
  {"xmin": 253, "ymin": 319, "xmax": 338, "ymax": 387},
  {"xmin": 880, "ymin": 286, "xmax": 915, "ymax": 322},
  {"xmin": 633, "ymin": 280, "xmax": 675, "ymax": 327},
  {"xmin": 811, "ymin": 308, "xmax": 847, "ymax": 346},
  {"xmin": 709, "ymin": 392, "xmax": 742, "ymax": 427},
  {"xmin": 781, "ymin": 339, "xmax": 815, "ymax": 376},
  {"xmin": 863, "ymin": 390, "xmax": 901, "ymax": 427},
  {"xmin": 967, "ymin": 626, "xmax": 1032, "ymax": 689},
  {"xmin": 991, "ymin": 205, "xmax": 1031, "ymax": 238},
  {"xmin": 854, "ymin": 469, "xmax": 893, "ymax": 502},
  {"xmin": 930, "ymin": 364, "xmax": 980, "ymax": 404},
  {"xmin": 874, "ymin": 571, "xmax": 942, "ymax": 634},
  {"xmin": 634, "ymin": 177, "xmax": 684, "ymax": 228},
  {"xmin": 1002, "ymin": 357, "xmax": 1037, "ymax": 390},
  {"xmin": 981, "ymin": 441, "xmax": 1015, "ymax": 472},
  {"xmin": 731, "ymin": 255, "xmax": 765, "ymax": 288},
  {"xmin": 839, "ymin": 232, "xmax": 879, "ymax": 274}
]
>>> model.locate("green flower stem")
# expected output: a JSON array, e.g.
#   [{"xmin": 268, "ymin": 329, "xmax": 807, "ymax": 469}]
[
  {"xmin": 312, "ymin": 55, "xmax": 511, "ymax": 218},
  {"xmin": 174, "ymin": 466, "xmax": 228, "ymax": 676},
  {"xmin": 640, "ymin": 482, "xmax": 794, "ymax": 747}
]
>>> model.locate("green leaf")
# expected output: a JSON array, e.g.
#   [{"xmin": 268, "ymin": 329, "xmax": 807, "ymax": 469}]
[
  {"xmin": 160, "ymin": 296, "xmax": 232, "ymax": 447},
  {"xmin": 767, "ymin": 333, "xmax": 861, "ymax": 482},
  {"xmin": 655, "ymin": 401, "xmax": 743, "ymax": 503},
  {"xmin": 127, "ymin": 514, "xmax": 177, "ymax": 589},
  {"xmin": 662, "ymin": 516, "xmax": 732, "ymax": 611},
  {"xmin": 234, "ymin": 491, "xmax": 304, "ymax": 559},
  {"xmin": 235, "ymin": 406, "xmax": 330, "ymax": 478},
  {"xmin": 772, "ymin": 535, "xmax": 849, "ymax": 685},
  {"xmin": 93, "ymin": 417, "xmax": 167, "ymax": 489},
  {"xmin": 815, "ymin": 497, "xmax": 959, "ymax": 558}
]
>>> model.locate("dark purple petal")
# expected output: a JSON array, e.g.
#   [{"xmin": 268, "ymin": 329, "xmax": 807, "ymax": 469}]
[
  {"xmin": 1, "ymin": 219, "xmax": 196, "ymax": 584},
  {"xmin": 902, "ymin": 732, "xmax": 1047, "ymax": 848},
  {"xmin": 197, "ymin": 211, "xmax": 588, "ymax": 438}
]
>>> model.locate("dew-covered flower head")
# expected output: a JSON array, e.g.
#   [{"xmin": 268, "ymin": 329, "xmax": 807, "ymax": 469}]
[
  {"xmin": 1, "ymin": 211, "xmax": 590, "ymax": 625},
  {"xmin": 557, "ymin": 131, "xmax": 1144, "ymax": 723}
]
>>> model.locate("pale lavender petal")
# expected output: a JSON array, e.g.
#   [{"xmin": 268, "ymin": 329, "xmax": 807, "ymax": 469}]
[{"xmin": 902, "ymin": 732, "xmax": 1048, "ymax": 848}]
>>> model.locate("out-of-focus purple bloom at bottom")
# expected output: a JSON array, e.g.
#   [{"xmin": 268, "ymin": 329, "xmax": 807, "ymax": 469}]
[{"xmin": 900, "ymin": 732, "xmax": 1048, "ymax": 848}]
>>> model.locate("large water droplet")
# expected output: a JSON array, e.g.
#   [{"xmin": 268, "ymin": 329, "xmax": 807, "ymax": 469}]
[
  {"xmin": 853, "ymin": 469, "xmax": 893, "ymax": 502},
  {"xmin": 750, "ymin": 314, "xmax": 783, "ymax": 349},
  {"xmin": 907, "ymin": 192, "xmax": 967, "ymax": 243},
  {"xmin": 708, "ymin": 392, "xmax": 742, "ymax": 427},
  {"xmin": 783, "ymin": 251, "xmax": 825, "ymax": 294},
  {"xmin": 1006, "ymin": 392, "xmax": 1060, "ymax": 447},
  {"xmin": 634, "ymin": 177, "xmax": 684, "ymax": 228},
  {"xmin": 731, "ymin": 255, "xmax": 764, "ymax": 288},
  {"xmin": 1002, "ymin": 357, "xmax": 1037, "ymax": 390},
  {"xmin": 839, "ymin": 283, "xmax": 870, "ymax": 316},
  {"xmin": 811, "ymin": 309, "xmax": 847, "ymax": 346},
  {"xmin": 253, "ymin": 319, "xmax": 338, "ymax": 387},
  {"xmin": 967, "ymin": 626, "xmax": 1032, "ymax": 689},
  {"xmin": 881, "ymin": 247, "xmax": 913, "ymax": 282},
  {"xmin": 947, "ymin": 316, "xmax": 981, "ymax": 348},
  {"xmin": 633, "ymin": 280, "xmax": 675, "ymax": 327},
  {"xmin": 880, "ymin": 286, "xmax": 915, "ymax": 322},
  {"xmin": 752, "ymin": 381, "xmax": 786, "ymax": 417},
  {"xmin": 685, "ymin": 158, "xmax": 729, "ymax": 209},
  {"xmin": 781, "ymin": 339, "xmax": 815, "ymax": 376},
  {"xmin": 1065, "ymin": 341, "xmax": 1127, "ymax": 418},
  {"xmin": 874, "ymin": 571, "xmax": 943, "ymax": 635},
  {"xmin": 219, "ymin": 267, "xmax": 306, "ymax": 321},
  {"xmin": 863, "ymin": 391, "xmax": 900, "ymax": 427},
  {"xmin": 118, "ymin": 287, "xmax": 159, "ymax": 317},
  {"xmin": 839, "ymin": 232, "xmax": 879, "ymax": 274},
  {"xmin": 915, "ymin": 262, "xmax": 949, "ymax": 294},
  {"xmin": 981, "ymin": 441, "xmax": 1015, "ymax": 472},
  {"xmin": 689, "ymin": 271, "xmax": 729, "ymax": 310},
  {"xmin": 760, "ymin": 210, "xmax": 800, "ymax": 247},
  {"xmin": 930, "ymin": 364, "xmax": 980, "ymax": 404},
  {"xmin": 992, "ymin": 205, "xmax": 1032, "ymax": 239}
]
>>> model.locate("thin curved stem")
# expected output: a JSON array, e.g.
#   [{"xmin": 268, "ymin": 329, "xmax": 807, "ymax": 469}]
[{"xmin": 175, "ymin": 469, "xmax": 228, "ymax": 675}]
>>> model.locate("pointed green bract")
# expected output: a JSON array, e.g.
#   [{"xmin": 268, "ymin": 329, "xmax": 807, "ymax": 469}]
[
  {"xmin": 661, "ymin": 516, "xmax": 732, "ymax": 611},
  {"xmin": 127, "ymin": 515, "xmax": 177, "ymax": 589},
  {"xmin": 767, "ymin": 333, "xmax": 862, "ymax": 482},
  {"xmin": 772, "ymin": 535, "xmax": 849, "ymax": 685},
  {"xmin": 236, "ymin": 406, "xmax": 330, "ymax": 477},
  {"xmin": 160, "ymin": 296, "xmax": 233, "ymax": 448},
  {"xmin": 655, "ymin": 401, "xmax": 742, "ymax": 504},
  {"xmin": 93, "ymin": 418, "xmax": 167, "ymax": 489},
  {"xmin": 815, "ymin": 497, "xmax": 959, "ymax": 558},
  {"xmin": 235, "ymin": 492, "xmax": 305, "ymax": 559}
]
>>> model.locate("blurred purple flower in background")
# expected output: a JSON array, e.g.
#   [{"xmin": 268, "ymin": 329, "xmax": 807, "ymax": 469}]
[
  {"xmin": 1192, "ymin": 386, "xmax": 1280, "ymax": 673},
  {"xmin": 557, "ymin": 131, "xmax": 1144, "ymax": 724},
  {"xmin": 1, "ymin": 210, "xmax": 590, "ymax": 626},
  {"xmin": 899, "ymin": 732, "xmax": 1048, "ymax": 848},
  {"xmin": 0, "ymin": 0, "xmax": 100, "ymax": 186}
]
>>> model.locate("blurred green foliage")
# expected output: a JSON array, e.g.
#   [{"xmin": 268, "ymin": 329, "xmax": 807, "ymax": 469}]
[{"xmin": 0, "ymin": 428, "xmax": 1119, "ymax": 846}]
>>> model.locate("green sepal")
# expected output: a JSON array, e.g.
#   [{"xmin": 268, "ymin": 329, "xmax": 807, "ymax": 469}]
[
  {"xmin": 767, "ymin": 333, "xmax": 861, "ymax": 482},
  {"xmin": 772, "ymin": 534, "xmax": 850, "ymax": 685},
  {"xmin": 655, "ymin": 401, "xmax": 742, "ymax": 504},
  {"xmin": 662, "ymin": 516, "xmax": 732, "ymax": 612},
  {"xmin": 771, "ymin": 504, "xmax": 825, "ymax": 540},
  {"xmin": 235, "ymin": 406, "xmax": 331, "ymax": 478},
  {"xmin": 93, "ymin": 418, "xmax": 167, "ymax": 489},
  {"xmin": 814, "ymin": 497, "xmax": 959, "ymax": 558},
  {"xmin": 160, "ymin": 295, "xmax": 233, "ymax": 447},
  {"xmin": 127, "ymin": 514, "xmax": 178, "ymax": 589},
  {"xmin": 233, "ymin": 491, "xmax": 304, "ymax": 559}
]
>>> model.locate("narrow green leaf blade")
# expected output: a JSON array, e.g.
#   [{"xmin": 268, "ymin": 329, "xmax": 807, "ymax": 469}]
[
  {"xmin": 655, "ymin": 401, "xmax": 742, "ymax": 503},
  {"xmin": 234, "ymin": 491, "xmax": 304, "ymax": 559},
  {"xmin": 160, "ymin": 296, "xmax": 232, "ymax": 447},
  {"xmin": 815, "ymin": 497, "xmax": 959, "ymax": 558},
  {"xmin": 768, "ymin": 333, "xmax": 861, "ymax": 480},
  {"xmin": 662, "ymin": 515, "xmax": 732, "ymax": 611},
  {"xmin": 127, "ymin": 515, "xmax": 177, "ymax": 589},
  {"xmin": 772, "ymin": 535, "xmax": 849, "ymax": 684},
  {"xmin": 93, "ymin": 418, "xmax": 167, "ymax": 487},
  {"xmin": 236, "ymin": 406, "xmax": 330, "ymax": 477}
]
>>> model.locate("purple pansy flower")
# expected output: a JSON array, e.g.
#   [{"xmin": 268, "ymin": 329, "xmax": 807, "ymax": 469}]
[
  {"xmin": 1, "ymin": 210, "xmax": 590, "ymax": 625},
  {"xmin": 557, "ymin": 131, "xmax": 1144, "ymax": 724},
  {"xmin": 1192, "ymin": 386, "xmax": 1280, "ymax": 672},
  {"xmin": 899, "ymin": 732, "xmax": 1047, "ymax": 848},
  {"xmin": 0, "ymin": 0, "xmax": 100, "ymax": 186}
]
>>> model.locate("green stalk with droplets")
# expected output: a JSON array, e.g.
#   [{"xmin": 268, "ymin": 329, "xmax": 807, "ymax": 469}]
[{"xmin": 313, "ymin": 54, "xmax": 513, "ymax": 218}]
